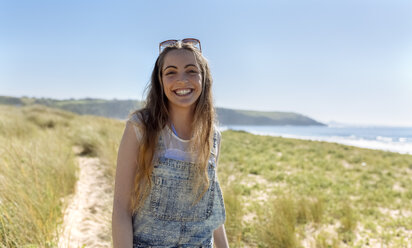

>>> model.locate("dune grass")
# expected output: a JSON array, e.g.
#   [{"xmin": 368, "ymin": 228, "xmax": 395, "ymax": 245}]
[
  {"xmin": 1, "ymin": 104, "xmax": 411, "ymax": 247},
  {"xmin": 0, "ymin": 105, "xmax": 78, "ymax": 247},
  {"xmin": 218, "ymin": 130, "xmax": 412, "ymax": 247},
  {"xmin": 0, "ymin": 104, "xmax": 122, "ymax": 247}
]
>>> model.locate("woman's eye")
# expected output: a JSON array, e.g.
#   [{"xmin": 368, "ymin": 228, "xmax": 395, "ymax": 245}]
[
  {"xmin": 165, "ymin": 71, "xmax": 175, "ymax": 75},
  {"xmin": 188, "ymin": 70, "xmax": 198, "ymax": 73}
]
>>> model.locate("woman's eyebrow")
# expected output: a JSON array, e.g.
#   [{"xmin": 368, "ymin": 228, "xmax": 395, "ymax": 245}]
[
  {"xmin": 163, "ymin": 65, "xmax": 177, "ymax": 71},
  {"xmin": 184, "ymin": 64, "xmax": 198, "ymax": 68}
]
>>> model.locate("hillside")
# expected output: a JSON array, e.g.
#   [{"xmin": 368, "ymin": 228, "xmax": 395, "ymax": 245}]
[
  {"xmin": 216, "ymin": 108, "xmax": 324, "ymax": 126},
  {"xmin": 0, "ymin": 95, "xmax": 141, "ymax": 119},
  {"xmin": 0, "ymin": 95, "xmax": 324, "ymax": 126}
]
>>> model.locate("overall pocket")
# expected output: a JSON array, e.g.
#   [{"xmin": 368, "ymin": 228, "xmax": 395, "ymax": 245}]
[{"xmin": 150, "ymin": 160, "xmax": 216, "ymax": 222}]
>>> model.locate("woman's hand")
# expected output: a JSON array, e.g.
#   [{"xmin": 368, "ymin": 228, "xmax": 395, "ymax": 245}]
[{"xmin": 213, "ymin": 224, "xmax": 229, "ymax": 248}]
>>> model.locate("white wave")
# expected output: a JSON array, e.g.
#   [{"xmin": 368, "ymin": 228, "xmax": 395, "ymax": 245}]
[
  {"xmin": 376, "ymin": 136, "xmax": 393, "ymax": 142},
  {"xmin": 222, "ymin": 128, "xmax": 412, "ymax": 155}
]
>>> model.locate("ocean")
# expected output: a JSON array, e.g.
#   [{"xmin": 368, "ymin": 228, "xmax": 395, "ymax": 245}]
[{"xmin": 219, "ymin": 125, "xmax": 412, "ymax": 155}]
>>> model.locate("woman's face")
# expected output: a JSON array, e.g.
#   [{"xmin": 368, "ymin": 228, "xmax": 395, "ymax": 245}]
[{"xmin": 161, "ymin": 49, "xmax": 202, "ymax": 112}]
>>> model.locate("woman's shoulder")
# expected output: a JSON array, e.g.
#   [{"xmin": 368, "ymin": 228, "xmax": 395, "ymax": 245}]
[
  {"xmin": 128, "ymin": 111, "xmax": 141, "ymax": 124},
  {"xmin": 127, "ymin": 108, "xmax": 150, "ymax": 125},
  {"xmin": 127, "ymin": 110, "xmax": 146, "ymax": 141}
]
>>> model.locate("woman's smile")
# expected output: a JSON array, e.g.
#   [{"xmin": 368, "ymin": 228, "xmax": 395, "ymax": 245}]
[{"xmin": 174, "ymin": 88, "xmax": 194, "ymax": 96}]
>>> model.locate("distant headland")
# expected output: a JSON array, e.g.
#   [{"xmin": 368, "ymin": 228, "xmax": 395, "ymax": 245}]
[{"xmin": 0, "ymin": 95, "xmax": 325, "ymax": 126}]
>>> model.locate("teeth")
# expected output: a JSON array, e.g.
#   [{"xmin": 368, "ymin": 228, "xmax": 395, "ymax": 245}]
[{"xmin": 175, "ymin": 89, "xmax": 192, "ymax": 96}]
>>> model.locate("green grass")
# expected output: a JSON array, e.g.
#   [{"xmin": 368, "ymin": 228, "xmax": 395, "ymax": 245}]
[
  {"xmin": 217, "ymin": 130, "xmax": 412, "ymax": 247},
  {"xmin": 0, "ymin": 105, "xmax": 77, "ymax": 247}
]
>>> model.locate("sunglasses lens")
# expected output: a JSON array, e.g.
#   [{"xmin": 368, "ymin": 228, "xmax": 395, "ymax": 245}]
[
  {"xmin": 182, "ymin": 39, "xmax": 198, "ymax": 45},
  {"xmin": 182, "ymin": 39, "xmax": 201, "ymax": 51},
  {"xmin": 161, "ymin": 40, "xmax": 177, "ymax": 47},
  {"xmin": 159, "ymin": 40, "xmax": 178, "ymax": 52}
]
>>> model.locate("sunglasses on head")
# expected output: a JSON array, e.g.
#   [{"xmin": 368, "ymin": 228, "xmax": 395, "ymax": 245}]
[{"xmin": 159, "ymin": 38, "xmax": 202, "ymax": 53}]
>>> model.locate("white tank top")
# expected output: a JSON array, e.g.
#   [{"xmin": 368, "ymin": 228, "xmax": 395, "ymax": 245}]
[{"xmin": 128, "ymin": 113, "xmax": 198, "ymax": 162}]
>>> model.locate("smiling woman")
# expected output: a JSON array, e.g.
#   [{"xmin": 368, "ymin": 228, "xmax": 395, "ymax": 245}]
[{"xmin": 112, "ymin": 40, "xmax": 229, "ymax": 248}]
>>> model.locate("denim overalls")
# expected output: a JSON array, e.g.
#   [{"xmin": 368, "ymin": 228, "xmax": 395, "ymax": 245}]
[{"xmin": 132, "ymin": 130, "xmax": 226, "ymax": 248}]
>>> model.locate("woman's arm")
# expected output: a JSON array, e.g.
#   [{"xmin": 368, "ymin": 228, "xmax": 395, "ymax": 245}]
[
  {"xmin": 112, "ymin": 121, "xmax": 139, "ymax": 248},
  {"xmin": 213, "ymin": 224, "xmax": 229, "ymax": 248}
]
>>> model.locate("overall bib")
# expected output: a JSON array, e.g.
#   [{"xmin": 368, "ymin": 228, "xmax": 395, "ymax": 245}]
[{"xmin": 132, "ymin": 131, "xmax": 226, "ymax": 248}]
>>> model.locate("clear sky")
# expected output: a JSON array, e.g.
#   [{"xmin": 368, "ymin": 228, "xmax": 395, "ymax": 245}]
[{"xmin": 1, "ymin": 0, "xmax": 411, "ymax": 126}]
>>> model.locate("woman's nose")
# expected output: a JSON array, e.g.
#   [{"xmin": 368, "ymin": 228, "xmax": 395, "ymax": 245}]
[{"xmin": 177, "ymin": 73, "xmax": 188, "ymax": 83}]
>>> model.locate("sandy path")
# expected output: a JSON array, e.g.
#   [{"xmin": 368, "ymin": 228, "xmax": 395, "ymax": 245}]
[{"xmin": 58, "ymin": 151, "xmax": 113, "ymax": 248}]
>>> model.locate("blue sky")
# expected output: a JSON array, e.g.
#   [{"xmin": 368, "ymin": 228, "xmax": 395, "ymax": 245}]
[{"xmin": 1, "ymin": 0, "xmax": 411, "ymax": 126}]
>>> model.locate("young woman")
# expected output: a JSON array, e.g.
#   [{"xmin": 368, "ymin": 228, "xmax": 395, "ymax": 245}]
[{"xmin": 112, "ymin": 39, "xmax": 229, "ymax": 248}]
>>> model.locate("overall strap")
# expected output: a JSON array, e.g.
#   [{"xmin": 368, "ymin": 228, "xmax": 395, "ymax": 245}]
[{"xmin": 211, "ymin": 129, "xmax": 219, "ymax": 157}]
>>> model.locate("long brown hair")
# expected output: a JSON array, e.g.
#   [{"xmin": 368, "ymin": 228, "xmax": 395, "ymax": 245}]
[{"xmin": 128, "ymin": 42, "xmax": 215, "ymax": 214}]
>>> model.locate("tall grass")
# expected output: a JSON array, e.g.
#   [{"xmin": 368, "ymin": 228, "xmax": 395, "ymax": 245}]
[
  {"xmin": 257, "ymin": 196, "xmax": 298, "ymax": 248},
  {"xmin": 0, "ymin": 104, "xmax": 123, "ymax": 247},
  {"xmin": 221, "ymin": 183, "xmax": 245, "ymax": 247},
  {"xmin": 0, "ymin": 105, "xmax": 77, "ymax": 247},
  {"xmin": 67, "ymin": 114, "xmax": 123, "ymax": 180}
]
